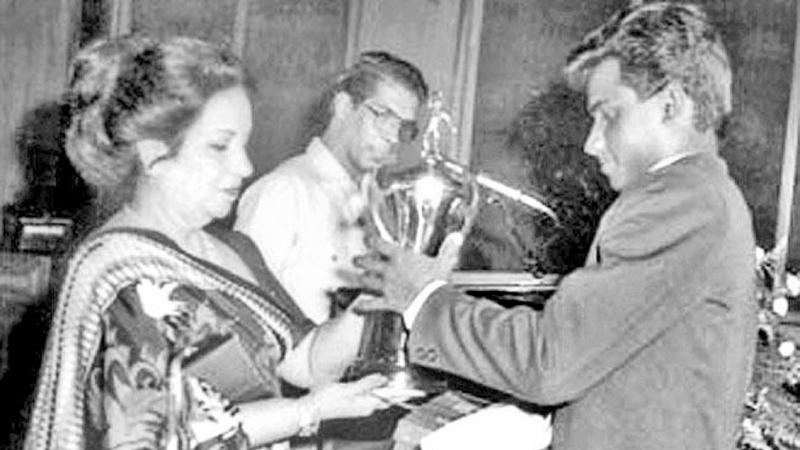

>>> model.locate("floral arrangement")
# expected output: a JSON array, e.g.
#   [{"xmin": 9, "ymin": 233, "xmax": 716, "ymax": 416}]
[{"xmin": 739, "ymin": 247, "xmax": 800, "ymax": 450}]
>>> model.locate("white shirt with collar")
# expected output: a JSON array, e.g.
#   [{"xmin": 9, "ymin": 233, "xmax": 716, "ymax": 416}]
[
  {"xmin": 647, "ymin": 152, "xmax": 694, "ymax": 173},
  {"xmin": 235, "ymin": 137, "xmax": 368, "ymax": 324}
]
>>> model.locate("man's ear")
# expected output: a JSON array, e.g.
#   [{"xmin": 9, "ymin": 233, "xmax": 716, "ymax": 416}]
[
  {"xmin": 661, "ymin": 82, "xmax": 691, "ymax": 124},
  {"xmin": 332, "ymin": 91, "xmax": 356, "ymax": 117},
  {"xmin": 134, "ymin": 139, "xmax": 171, "ymax": 174}
]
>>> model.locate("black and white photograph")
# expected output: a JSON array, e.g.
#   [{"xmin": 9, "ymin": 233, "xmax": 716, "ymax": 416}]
[{"xmin": 1, "ymin": 1, "xmax": 798, "ymax": 449}]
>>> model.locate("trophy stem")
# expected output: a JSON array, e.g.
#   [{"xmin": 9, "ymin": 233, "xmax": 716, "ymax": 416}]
[
  {"xmin": 346, "ymin": 310, "xmax": 445, "ymax": 394},
  {"xmin": 396, "ymin": 331, "xmax": 408, "ymax": 368}
]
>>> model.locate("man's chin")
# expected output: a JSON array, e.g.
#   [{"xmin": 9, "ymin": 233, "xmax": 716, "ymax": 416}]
[
  {"xmin": 210, "ymin": 203, "xmax": 235, "ymax": 221},
  {"xmin": 603, "ymin": 172, "xmax": 623, "ymax": 191}
]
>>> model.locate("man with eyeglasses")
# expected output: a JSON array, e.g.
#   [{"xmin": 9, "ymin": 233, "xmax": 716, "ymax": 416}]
[
  {"xmin": 235, "ymin": 51, "xmax": 427, "ymax": 449},
  {"xmin": 236, "ymin": 51, "xmax": 426, "ymax": 325}
]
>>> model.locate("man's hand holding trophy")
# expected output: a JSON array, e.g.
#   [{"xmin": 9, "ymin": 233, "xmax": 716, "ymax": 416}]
[{"xmin": 355, "ymin": 231, "xmax": 464, "ymax": 315}]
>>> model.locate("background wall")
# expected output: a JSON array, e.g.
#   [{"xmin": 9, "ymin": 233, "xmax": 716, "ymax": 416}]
[
  {"xmin": 1, "ymin": 0, "xmax": 798, "ymax": 260},
  {"xmin": 472, "ymin": 0, "xmax": 798, "ymax": 261},
  {"xmin": 0, "ymin": 0, "xmax": 80, "ymax": 234},
  {"xmin": 241, "ymin": 0, "xmax": 350, "ymax": 175}
]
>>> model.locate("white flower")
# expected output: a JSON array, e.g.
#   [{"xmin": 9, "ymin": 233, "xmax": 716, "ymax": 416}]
[
  {"xmin": 136, "ymin": 279, "xmax": 181, "ymax": 320},
  {"xmin": 186, "ymin": 377, "xmax": 241, "ymax": 444},
  {"xmin": 772, "ymin": 296, "xmax": 789, "ymax": 317},
  {"xmin": 779, "ymin": 340, "xmax": 796, "ymax": 358}
]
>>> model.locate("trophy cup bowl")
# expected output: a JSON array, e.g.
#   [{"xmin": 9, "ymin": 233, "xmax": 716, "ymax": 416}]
[
  {"xmin": 345, "ymin": 159, "xmax": 479, "ymax": 395},
  {"xmin": 369, "ymin": 161, "xmax": 480, "ymax": 255}
]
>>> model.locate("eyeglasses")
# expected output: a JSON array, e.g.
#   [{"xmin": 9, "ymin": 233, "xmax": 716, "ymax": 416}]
[
  {"xmin": 645, "ymin": 78, "xmax": 670, "ymax": 100},
  {"xmin": 362, "ymin": 102, "xmax": 419, "ymax": 143}
]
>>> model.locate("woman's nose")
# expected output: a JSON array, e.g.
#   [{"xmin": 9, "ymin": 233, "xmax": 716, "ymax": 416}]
[{"xmin": 231, "ymin": 146, "xmax": 253, "ymax": 178}]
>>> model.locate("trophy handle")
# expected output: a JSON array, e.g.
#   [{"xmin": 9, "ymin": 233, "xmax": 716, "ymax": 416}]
[
  {"xmin": 365, "ymin": 172, "xmax": 398, "ymax": 244},
  {"xmin": 458, "ymin": 171, "xmax": 481, "ymax": 238}
]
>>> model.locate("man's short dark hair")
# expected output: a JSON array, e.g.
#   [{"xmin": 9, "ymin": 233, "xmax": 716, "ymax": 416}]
[
  {"xmin": 564, "ymin": 2, "xmax": 732, "ymax": 131},
  {"xmin": 312, "ymin": 51, "xmax": 428, "ymax": 133},
  {"xmin": 337, "ymin": 51, "xmax": 428, "ymax": 105}
]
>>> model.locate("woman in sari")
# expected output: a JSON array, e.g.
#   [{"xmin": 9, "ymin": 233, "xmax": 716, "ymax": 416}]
[{"xmin": 25, "ymin": 35, "xmax": 389, "ymax": 450}]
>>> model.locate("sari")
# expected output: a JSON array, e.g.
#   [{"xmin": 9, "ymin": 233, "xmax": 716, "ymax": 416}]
[{"xmin": 25, "ymin": 228, "xmax": 314, "ymax": 450}]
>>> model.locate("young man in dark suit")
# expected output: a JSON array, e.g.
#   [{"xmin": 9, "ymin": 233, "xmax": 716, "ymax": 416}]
[{"xmin": 356, "ymin": 3, "xmax": 757, "ymax": 450}]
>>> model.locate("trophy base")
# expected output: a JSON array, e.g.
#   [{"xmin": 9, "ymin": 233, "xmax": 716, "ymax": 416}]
[
  {"xmin": 387, "ymin": 365, "xmax": 447, "ymax": 395},
  {"xmin": 344, "ymin": 360, "xmax": 447, "ymax": 396}
]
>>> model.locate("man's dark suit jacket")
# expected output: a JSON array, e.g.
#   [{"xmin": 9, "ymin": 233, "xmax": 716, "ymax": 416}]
[{"xmin": 408, "ymin": 152, "xmax": 757, "ymax": 450}]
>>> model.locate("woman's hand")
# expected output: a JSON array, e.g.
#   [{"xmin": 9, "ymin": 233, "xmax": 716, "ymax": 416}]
[
  {"xmin": 307, "ymin": 374, "xmax": 391, "ymax": 420},
  {"xmin": 237, "ymin": 374, "xmax": 390, "ymax": 445}
]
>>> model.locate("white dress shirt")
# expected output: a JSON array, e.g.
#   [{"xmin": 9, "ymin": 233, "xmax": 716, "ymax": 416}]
[{"xmin": 235, "ymin": 138, "xmax": 368, "ymax": 324}]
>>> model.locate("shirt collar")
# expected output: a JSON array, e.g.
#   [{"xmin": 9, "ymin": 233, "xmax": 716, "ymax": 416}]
[{"xmin": 647, "ymin": 152, "xmax": 695, "ymax": 173}]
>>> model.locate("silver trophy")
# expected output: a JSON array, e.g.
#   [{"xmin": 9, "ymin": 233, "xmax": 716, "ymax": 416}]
[
  {"xmin": 347, "ymin": 93, "xmax": 478, "ymax": 394},
  {"xmin": 347, "ymin": 93, "xmax": 556, "ymax": 394},
  {"xmin": 369, "ymin": 93, "xmax": 481, "ymax": 256}
]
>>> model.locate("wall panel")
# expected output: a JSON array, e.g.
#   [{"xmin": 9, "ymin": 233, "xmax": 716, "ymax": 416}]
[
  {"xmin": 472, "ymin": 0, "xmax": 622, "ymax": 187},
  {"xmin": 473, "ymin": 0, "xmax": 796, "ymax": 257},
  {"xmin": 131, "ymin": 0, "xmax": 238, "ymax": 44},
  {"xmin": 243, "ymin": 0, "xmax": 349, "ymax": 175},
  {"xmin": 0, "ymin": 0, "xmax": 80, "ymax": 236}
]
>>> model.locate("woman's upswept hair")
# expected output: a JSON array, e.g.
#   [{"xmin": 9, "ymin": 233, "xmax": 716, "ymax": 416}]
[
  {"xmin": 65, "ymin": 34, "xmax": 252, "ymax": 211},
  {"xmin": 564, "ymin": 2, "xmax": 732, "ymax": 131}
]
